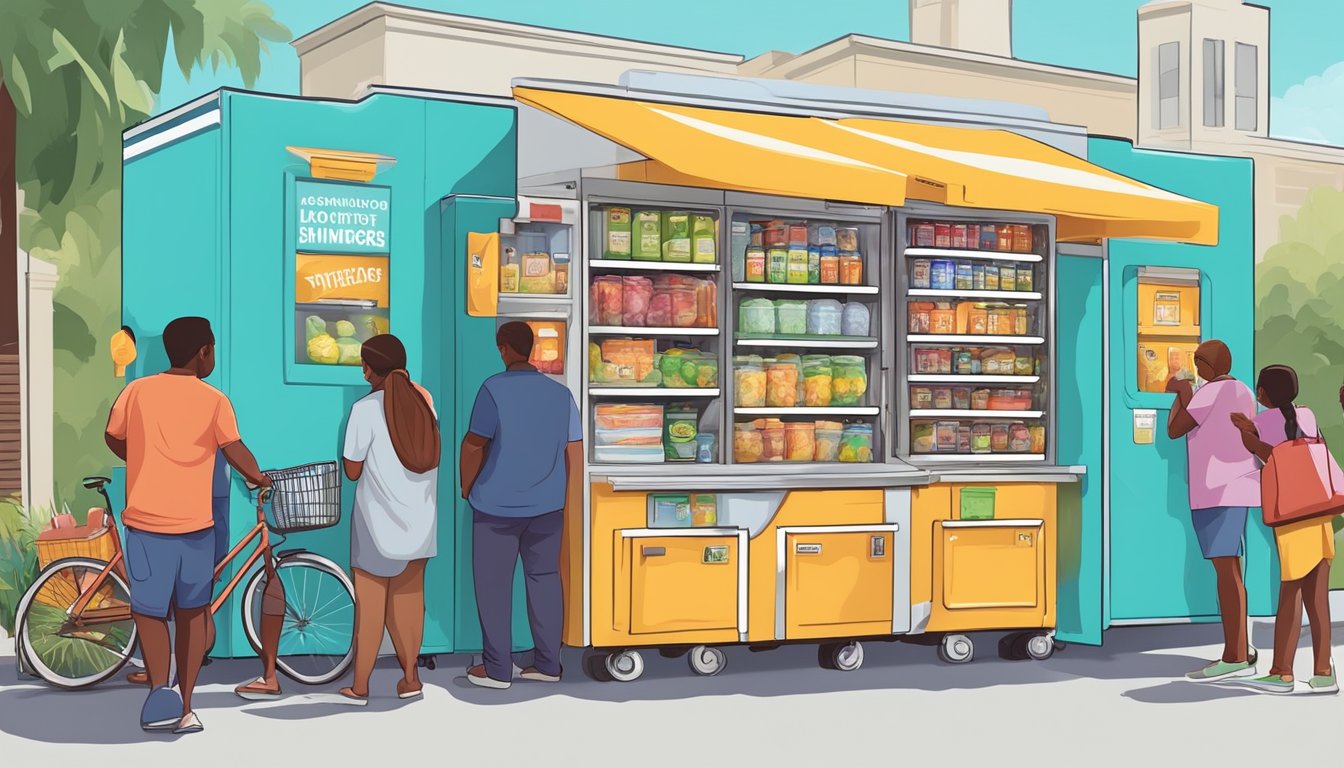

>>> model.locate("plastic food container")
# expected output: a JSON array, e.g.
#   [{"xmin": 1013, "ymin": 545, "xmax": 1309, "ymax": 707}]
[
  {"xmin": 734, "ymin": 356, "xmax": 767, "ymax": 407},
  {"xmin": 830, "ymin": 355, "xmax": 868, "ymax": 406},
  {"xmin": 836, "ymin": 227, "xmax": 860, "ymax": 251},
  {"xmin": 811, "ymin": 223, "xmax": 838, "ymax": 246},
  {"xmin": 930, "ymin": 260, "xmax": 955, "ymax": 290},
  {"xmin": 761, "ymin": 420, "xmax": 786, "ymax": 462},
  {"xmin": 914, "ymin": 348, "xmax": 941, "ymax": 374},
  {"xmin": 807, "ymin": 299, "xmax": 844, "ymax": 336},
  {"xmin": 767, "ymin": 249, "xmax": 788, "ymax": 284},
  {"xmin": 1009, "ymin": 424, "xmax": 1032, "ymax": 452},
  {"xmin": 669, "ymin": 286, "xmax": 698, "ymax": 328},
  {"xmin": 842, "ymin": 303, "xmax": 870, "ymax": 337},
  {"xmin": 786, "ymin": 422, "xmax": 817, "ymax": 462},
  {"xmin": 808, "ymin": 246, "xmax": 821, "ymax": 285},
  {"xmin": 999, "ymin": 264, "xmax": 1017, "ymax": 291},
  {"xmin": 1013, "ymin": 305, "xmax": 1030, "ymax": 336},
  {"xmin": 776, "ymin": 300, "xmax": 808, "ymax": 336},
  {"xmin": 840, "ymin": 254, "xmax": 864, "ymax": 285},
  {"xmin": 929, "ymin": 306, "xmax": 956, "ymax": 335},
  {"xmin": 739, "ymin": 298, "xmax": 777, "ymax": 335},
  {"xmin": 971, "ymin": 424, "xmax": 992, "ymax": 454},
  {"xmin": 953, "ymin": 388, "xmax": 971, "ymax": 410},
  {"xmin": 746, "ymin": 248, "xmax": 766, "ymax": 283},
  {"xmin": 1030, "ymin": 425, "xmax": 1046, "ymax": 454},
  {"xmin": 803, "ymin": 355, "xmax": 834, "ymax": 407},
  {"xmin": 911, "ymin": 422, "xmax": 935, "ymax": 453},
  {"xmin": 990, "ymin": 424, "xmax": 1011, "ymax": 452},
  {"xmin": 908, "ymin": 302, "xmax": 934, "ymax": 334},
  {"xmin": 958, "ymin": 426, "xmax": 972, "ymax": 454},
  {"xmin": 971, "ymin": 389, "xmax": 991, "ymax": 410},
  {"xmin": 664, "ymin": 409, "xmax": 699, "ymax": 461},
  {"xmin": 696, "ymin": 433, "xmax": 717, "ymax": 463},
  {"xmin": 592, "ymin": 276, "xmax": 623, "ymax": 326},
  {"xmin": 955, "ymin": 263, "xmax": 973, "ymax": 290},
  {"xmin": 1015, "ymin": 353, "xmax": 1034, "ymax": 376},
  {"xmin": 934, "ymin": 421, "xmax": 959, "ymax": 453},
  {"xmin": 911, "ymin": 259, "xmax": 932, "ymax": 289},
  {"xmin": 1016, "ymin": 266, "xmax": 1034, "ymax": 292},
  {"xmin": 766, "ymin": 359, "xmax": 800, "ymax": 408},
  {"xmin": 838, "ymin": 424, "xmax": 873, "ymax": 463},
  {"xmin": 814, "ymin": 423, "xmax": 842, "ymax": 462},
  {"xmin": 910, "ymin": 386, "xmax": 933, "ymax": 410},
  {"xmin": 787, "ymin": 247, "xmax": 810, "ymax": 285},
  {"xmin": 691, "ymin": 494, "xmax": 718, "ymax": 525},
  {"xmin": 820, "ymin": 255, "xmax": 840, "ymax": 284},
  {"xmin": 621, "ymin": 276, "xmax": 653, "ymax": 327},
  {"xmin": 695, "ymin": 279, "xmax": 717, "ymax": 328},
  {"xmin": 733, "ymin": 422, "xmax": 763, "ymax": 463},
  {"xmin": 933, "ymin": 387, "xmax": 953, "ymax": 409}
]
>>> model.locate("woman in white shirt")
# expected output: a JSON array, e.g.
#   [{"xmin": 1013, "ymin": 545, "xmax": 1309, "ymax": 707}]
[{"xmin": 338, "ymin": 334, "xmax": 440, "ymax": 703}]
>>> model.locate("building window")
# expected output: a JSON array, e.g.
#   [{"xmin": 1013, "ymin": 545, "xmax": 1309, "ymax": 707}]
[
  {"xmin": 1202, "ymin": 39, "xmax": 1225, "ymax": 128},
  {"xmin": 1157, "ymin": 42, "xmax": 1180, "ymax": 130},
  {"xmin": 1236, "ymin": 43, "xmax": 1258, "ymax": 131}
]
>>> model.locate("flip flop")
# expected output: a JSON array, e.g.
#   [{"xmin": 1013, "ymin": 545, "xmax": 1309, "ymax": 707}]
[
  {"xmin": 397, "ymin": 681, "xmax": 424, "ymax": 700},
  {"xmin": 234, "ymin": 677, "xmax": 283, "ymax": 701},
  {"xmin": 338, "ymin": 687, "xmax": 370, "ymax": 706},
  {"xmin": 141, "ymin": 686, "xmax": 184, "ymax": 732},
  {"xmin": 173, "ymin": 712, "xmax": 204, "ymax": 734}
]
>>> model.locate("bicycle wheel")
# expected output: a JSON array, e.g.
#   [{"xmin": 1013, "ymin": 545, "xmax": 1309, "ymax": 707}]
[
  {"xmin": 16, "ymin": 557, "xmax": 137, "ymax": 689},
  {"xmin": 242, "ymin": 552, "xmax": 355, "ymax": 685}
]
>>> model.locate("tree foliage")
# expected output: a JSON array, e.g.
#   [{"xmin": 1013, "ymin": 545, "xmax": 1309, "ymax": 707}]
[{"xmin": 1, "ymin": 1, "xmax": 289, "ymax": 503}]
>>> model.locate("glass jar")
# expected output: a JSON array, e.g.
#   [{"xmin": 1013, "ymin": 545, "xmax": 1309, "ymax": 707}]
[
  {"xmin": 733, "ymin": 422, "xmax": 763, "ymax": 463},
  {"xmin": 786, "ymin": 422, "xmax": 817, "ymax": 462},
  {"xmin": 830, "ymin": 355, "xmax": 868, "ymax": 406},
  {"xmin": 814, "ymin": 422, "xmax": 843, "ymax": 461},
  {"xmin": 838, "ymin": 424, "xmax": 873, "ymax": 463},
  {"xmin": 761, "ymin": 420, "xmax": 786, "ymax": 462},
  {"xmin": 765, "ymin": 359, "xmax": 800, "ymax": 408}
]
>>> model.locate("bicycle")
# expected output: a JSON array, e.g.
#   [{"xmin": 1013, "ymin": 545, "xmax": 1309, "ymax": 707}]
[{"xmin": 14, "ymin": 463, "xmax": 356, "ymax": 690}]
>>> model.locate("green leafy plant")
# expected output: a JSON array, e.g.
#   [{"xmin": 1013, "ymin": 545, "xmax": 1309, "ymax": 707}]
[
  {"xmin": 1, "ymin": 1, "xmax": 290, "ymax": 504},
  {"xmin": 1254, "ymin": 186, "xmax": 1344, "ymax": 588},
  {"xmin": 0, "ymin": 494, "xmax": 53, "ymax": 634}
]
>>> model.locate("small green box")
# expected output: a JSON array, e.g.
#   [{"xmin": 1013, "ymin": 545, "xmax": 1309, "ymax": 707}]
[{"xmin": 960, "ymin": 487, "xmax": 996, "ymax": 520}]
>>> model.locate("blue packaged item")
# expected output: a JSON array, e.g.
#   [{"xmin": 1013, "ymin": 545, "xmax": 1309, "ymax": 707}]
[
  {"xmin": 652, "ymin": 494, "xmax": 693, "ymax": 527},
  {"xmin": 930, "ymin": 260, "xmax": 956, "ymax": 290}
]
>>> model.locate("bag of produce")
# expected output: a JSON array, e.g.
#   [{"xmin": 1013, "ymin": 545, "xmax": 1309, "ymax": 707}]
[
  {"xmin": 842, "ymin": 303, "xmax": 871, "ymax": 336},
  {"xmin": 807, "ymin": 300, "xmax": 843, "ymax": 336},
  {"xmin": 739, "ymin": 298, "xmax": 776, "ymax": 335},
  {"xmin": 621, "ymin": 276, "xmax": 653, "ymax": 327},
  {"xmin": 645, "ymin": 291, "xmax": 674, "ymax": 327},
  {"xmin": 831, "ymin": 355, "xmax": 868, "ymax": 406},
  {"xmin": 775, "ymin": 300, "xmax": 808, "ymax": 335}
]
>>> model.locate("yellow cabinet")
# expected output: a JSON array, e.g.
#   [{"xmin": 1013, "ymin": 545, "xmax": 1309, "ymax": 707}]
[
  {"xmin": 780, "ymin": 527, "xmax": 896, "ymax": 640},
  {"xmin": 614, "ymin": 532, "xmax": 743, "ymax": 640},
  {"xmin": 931, "ymin": 520, "xmax": 1048, "ymax": 631}
]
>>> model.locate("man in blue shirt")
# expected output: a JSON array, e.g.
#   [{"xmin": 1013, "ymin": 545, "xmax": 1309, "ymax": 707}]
[{"xmin": 461, "ymin": 322, "xmax": 582, "ymax": 689}]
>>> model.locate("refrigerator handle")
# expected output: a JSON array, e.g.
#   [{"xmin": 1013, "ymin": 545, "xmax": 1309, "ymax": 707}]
[{"xmin": 641, "ymin": 546, "xmax": 667, "ymax": 557}]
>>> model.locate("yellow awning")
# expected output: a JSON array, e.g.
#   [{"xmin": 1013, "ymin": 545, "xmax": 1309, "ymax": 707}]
[{"xmin": 513, "ymin": 86, "xmax": 1218, "ymax": 245}]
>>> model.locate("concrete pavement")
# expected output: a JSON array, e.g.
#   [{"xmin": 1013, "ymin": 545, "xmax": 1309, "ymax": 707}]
[{"xmin": 0, "ymin": 622, "xmax": 1339, "ymax": 766}]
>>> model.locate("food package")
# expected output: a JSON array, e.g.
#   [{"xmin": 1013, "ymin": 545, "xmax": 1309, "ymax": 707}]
[
  {"xmin": 767, "ymin": 249, "xmax": 788, "ymax": 284},
  {"xmin": 633, "ymin": 210, "xmax": 662, "ymax": 261},
  {"xmin": 914, "ymin": 348, "xmax": 941, "ymax": 374},
  {"xmin": 786, "ymin": 422, "xmax": 817, "ymax": 462},
  {"xmin": 972, "ymin": 424, "xmax": 992, "ymax": 454},
  {"xmin": 911, "ymin": 422, "xmax": 935, "ymax": 454},
  {"xmin": 669, "ymin": 287, "xmax": 698, "ymax": 327},
  {"xmin": 734, "ymin": 356, "xmax": 767, "ymax": 407},
  {"xmin": 518, "ymin": 252, "xmax": 554, "ymax": 294},
  {"xmin": 652, "ymin": 495, "xmax": 693, "ymax": 527},
  {"xmin": 803, "ymin": 355, "xmax": 833, "ymax": 407},
  {"xmin": 820, "ymin": 254, "xmax": 840, "ymax": 284},
  {"xmin": 734, "ymin": 422, "xmax": 763, "ymax": 463},
  {"xmin": 659, "ymin": 348, "xmax": 703, "ymax": 388},
  {"xmin": 836, "ymin": 227, "xmax": 860, "ymax": 251},
  {"xmin": 838, "ymin": 424, "xmax": 873, "ymax": 463},
  {"xmin": 929, "ymin": 305, "xmax": 956, "ymax": 335},
  {"xmin": 662, "ymin": 212, "xmax": 692, "ymax": 262},
  {"xmin": 842, "ymin": 303, "xmax": 870, "ymax": 337},
  {"xmin": 695, "ymin": 279, "xmax": 717, "ymax": 328},
  {"xmin": 787, "ymin": 247, "xmax": 810, "ymax": 285},
  {"xmin": 594, "ymin": 404, "xmax": 664, "ymax": 431},
  {"xmin": 731, "ymin": 221, "xmax": 750, "ymax": 282},
  {"xmin": 588, "ymin": 342, "xmax": 603, "ymax": 382},
  {"xmin": 645, "ymin": 291, "xmax": 674, "ymax": 327},
  {"xmin": 812, "ymin": 223, "xmax": 838, "ymax": 247},
  {"xmin": 908, "ymin": 302, "xmax": 934, "ymax": 334},
  {"xmin": 979, "ymin": 226, "xmax": 999, "ymax": 250},
  {"xmin": 815, "ymin": 422, "xmax": 842, "ymax": 462},
  {"xmin": 760, "ymin": 419, "xmax": 786, "ymax": 462},
  {"xmin": 691, "ymin": 494, "xmax": 719, "ymax": 526},
  {"xmin": 808, "ymin": 246, "xmax": 821, "ymax": 285},
  {"xmin": 692, "ymin": 215, "xmax": 717, "ymax": 264},
  {"xmin": 984, "ymin": 264, "xmax": 1000, "ymax": 291},
  {"xmin": 763, "ymin": 222, "xmax": 788, "ymax": 248},
  {"xmin": 930, "ymin": 260, "xmax": 955, "ymax": 290},
  {"xmin": 605, "ymin": 207, "xmax": 632, "ymax": 259},
  {"xmin": 766, "ymin": 359, "xmax": 800, "ymax": 408},
  {"xmin": 592, "ymin": 276, "xmax": 623, "ymax": 326},
  {"xmin": 621, "ymin": 276, "xmax": 653, "ymax": 327},
  {"xmin": 934, "ymin": 421, "xmax": 959, "ymax": 453},
  {"xmin": 746, "ymin": 248, "xmax": 766, "ymax": 283},
  {"xmin": 911, "ymin": 259, "xmax": 931, "ymax": 289},
  {"xmin": 830, "ymin": 355, "xmax": 868, "ymax": 406},
  {"xmin": 840, "ymin": 254, "xmax": 863, "ymax": 285},
  {"xmin": 911, "ymin": 386, "xmax": 933, "ymax": 410},
  {"xmin": 807, "ymin": 299, "xmax": 843, "ymax": 336},
  {"xmin": 739, "ymin": 298, "xmax": 776, "ymax": 335},
  {"xmin": 776, "ymin": 300, "xmax": 808, "ymax": 335},
  {"xmin": 1030, "ymin": 425, "xmax": 1047, "ymax": 454},
  {"xmin": 664, "ymin": 409, "xmax": 699, "ymax": 461},
  {"xmin": 602, "ymin": 339, "xmax": 656, "ymax": 384}
]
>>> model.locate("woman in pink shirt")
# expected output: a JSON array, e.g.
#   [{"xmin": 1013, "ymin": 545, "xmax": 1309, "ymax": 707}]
[{"xmin": 1166, "ymin": 340, "xmax": 1261, "ymax": 682}]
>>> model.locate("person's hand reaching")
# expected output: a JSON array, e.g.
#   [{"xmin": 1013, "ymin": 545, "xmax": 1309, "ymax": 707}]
[
  {"xmin": 1230, "ymin": 412, "xmax": 1257, "ymax": 437},
  {"xmin": 1165, "ymin": 376, "xmax": 1192, "ymax": 395}
]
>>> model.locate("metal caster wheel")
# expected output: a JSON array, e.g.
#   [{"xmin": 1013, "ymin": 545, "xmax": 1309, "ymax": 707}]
[
  {"xmin": 938, "ymin": 634, "xmax": 974, "ymax": 664},
  {"xmin": 581, "ymin": 649, "xmax": 614, "ymax": 682},
  {"xmin": 818, "ymin": 641, "xmax": 864, "ymax": 672},
  {"xmin": 687, "ymin": 646, "xmax": 727, "ymax": 677},
  {"xmin": 604, "ymin": 650, "xmax": 645, "ymax": 683},
  {"xmin": 1025, "ymin": 634, "xmax": 1055, "ymax": 661}
]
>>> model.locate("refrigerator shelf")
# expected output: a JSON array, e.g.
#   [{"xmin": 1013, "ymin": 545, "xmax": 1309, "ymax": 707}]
[
  {"xmin": 910, "ymin": 409, "xmax": 1044, "ymax": 419},
  {"xmin": 589, "ymin": 259, "xmax": 720, "ymax": 273},
  {"xmin": 589, "ymin": 326, "xmax": 720, "ymax": 336},
  {"xmin": 908, "ymin": 374, "xmax": 1040, "ymax": 384},
  {"xmin": 907, "ymin": 454, "xmax": 1048, "ymax": 463},
  {"xmin": 908, "ymin": 334, "xmax": 1045, "ymax": 345},
  {"xmin": 908, "ymin": 289, "xmax": 1043, "ymax": 301},
  {"xmin": 735, "ymin": 407, "xmax": 881, "ymax": 417},
  {"xmin": 904, "ymin": 247, "xmax": 1043, "ymax": 263},
  {"xmin": 735, "ymin": 335, "xmax": 879, "ymax": 350},
  {"xmin": 733, "ymin": 282, "xmax": 880, "ymax": 296},
  {"xmin": 590, "ymin": 387, "xmax": 721, "ymax": 398}
]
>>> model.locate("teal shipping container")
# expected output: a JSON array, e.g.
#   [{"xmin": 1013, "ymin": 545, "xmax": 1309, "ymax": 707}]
[{"xmin": 119, "ymin": 89, "xmax": 532, "ymax": 659}]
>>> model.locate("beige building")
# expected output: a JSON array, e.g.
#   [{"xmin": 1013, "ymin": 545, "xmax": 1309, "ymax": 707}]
[{"xmin": 295, "ymin": 0, "xmax": 1344, "ymax": 261}]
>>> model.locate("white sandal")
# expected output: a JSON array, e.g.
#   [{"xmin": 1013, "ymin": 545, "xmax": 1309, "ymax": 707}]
[{"xmin": 174, "ymin": 712, "xmax": 203, "ymax": 734}]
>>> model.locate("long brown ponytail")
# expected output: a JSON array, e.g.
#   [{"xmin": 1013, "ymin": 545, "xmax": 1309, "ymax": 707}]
[{"xmin": 361, "ymin": 335, "xmax": 440, "ymax": 473}]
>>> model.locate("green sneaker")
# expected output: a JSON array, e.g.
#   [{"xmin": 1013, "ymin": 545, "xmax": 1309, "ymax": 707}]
[
  {"xmin": 1186, "ymin": 659, "xmax": 1257, "ymax": 682},
  {"xmin": 1234, "ymin": 674, "xmax": 1296, "ymax": 694},
  {"xmin": 1307, "ymin": 667, "xmax": 1338, "ymax": 695}
]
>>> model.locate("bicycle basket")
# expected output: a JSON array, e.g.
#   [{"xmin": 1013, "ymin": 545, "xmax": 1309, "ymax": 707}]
[{"xmin": 266, "ymin": 461, "xmax": 342, "ymax": 532}]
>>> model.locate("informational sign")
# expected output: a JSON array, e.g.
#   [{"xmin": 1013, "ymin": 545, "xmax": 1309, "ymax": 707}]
[
  {"xmin": 296, "ymin": 180, "xmax": 390, "ymax": 255},
  {"xmin": 295, "ymin": 254, "xmax": 390, "ymax": 307},
  {"xmin": 1133, "ymin": 409, "xmax": 1156, "ymax": 445}
]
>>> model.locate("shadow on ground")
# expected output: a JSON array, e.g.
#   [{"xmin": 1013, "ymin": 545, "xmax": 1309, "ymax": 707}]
[{"xmin": 2, "ymin": 621, "xmax": 1337, "ymax": 742}]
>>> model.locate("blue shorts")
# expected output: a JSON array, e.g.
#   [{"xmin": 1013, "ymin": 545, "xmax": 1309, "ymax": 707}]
[
  {"xmin": 212, "ymin": 495, "xmax": 229, "ymax": 565},
  {"xmin": 125, "ymin": 527, "xmax": 216, "ymax": 618},
  {"xmin": 1191, "ymin": 506, "xmax": 1248, "ymax": 559}
]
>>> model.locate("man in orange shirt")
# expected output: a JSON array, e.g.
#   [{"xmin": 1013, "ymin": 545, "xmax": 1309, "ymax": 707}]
[{"xmin": 105, "ymin": 317, "xmax": 270, "ymax": 734}]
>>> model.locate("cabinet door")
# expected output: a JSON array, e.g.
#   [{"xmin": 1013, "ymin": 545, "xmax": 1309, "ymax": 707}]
[
  {"xmin": 785, "ymin": 531, "xmax": 893, "ymax": 639},
  {"xmin": 940, "ymin": 522, "xmax": 1044, "ymax": 610},
  {"xmin": 627, "ymin": 536, "xmax": 739, "ymax": 635}
]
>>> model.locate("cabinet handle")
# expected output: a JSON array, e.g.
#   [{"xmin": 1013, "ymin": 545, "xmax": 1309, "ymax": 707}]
[{"xmin": 642, "ymin": 546, "xmax": 666, "ymax": 557}]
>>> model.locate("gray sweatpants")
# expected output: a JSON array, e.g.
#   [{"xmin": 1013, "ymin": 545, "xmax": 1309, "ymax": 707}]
[{"xmin": 472, "ymin": 509, "xmax": 564, "ymax": 683}]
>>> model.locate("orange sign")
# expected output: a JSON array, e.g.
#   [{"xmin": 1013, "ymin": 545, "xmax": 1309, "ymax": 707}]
[{"xmin": 296, "ymin": 254, "xmax": 389, "ymax": 307}]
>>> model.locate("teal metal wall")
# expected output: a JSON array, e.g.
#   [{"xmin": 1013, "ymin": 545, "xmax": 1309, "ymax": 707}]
[
  {"xmin": 1086, "ymin": 138, "xmax": 1267, "ymax": 624},
  {"xmin": 122, "ymin": 90, "xmax": 518, "ymax": 656}
]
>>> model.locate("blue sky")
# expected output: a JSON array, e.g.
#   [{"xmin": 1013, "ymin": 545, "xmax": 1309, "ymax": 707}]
[{"xmin": 154, "ymin": 0, "xmax": 1344, "ymax": 143}]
